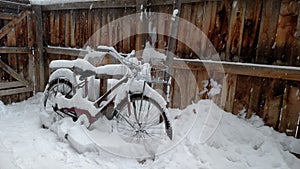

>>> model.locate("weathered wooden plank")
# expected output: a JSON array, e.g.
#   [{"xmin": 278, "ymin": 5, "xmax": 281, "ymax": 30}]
[
  {"xmin": 171, "ymin": 68, "xmax": 188, "ymax": 108},
  {"xmin": 173, "ymin": 59, "xmax": 300, "ymax": 82},
  {"xmin": 262, "ymin": 79, "xmax": 285, "ymax": 129},
  {"xmin": 75, "ymin": 10, "xmax": 81, "ymax": 47},
  {"xmin": 54, "ymin": 12, "xmax": 60, "ymax": 46},
  {"xmin": 64, "ymin": 12, "xmax": 71, "ymax": 47},
  {"xmin": 7, "ymin": 27, "xmax": 17, "ymax": 82},
  {"xmin": 232, "ymin": 75, "xmax": 251, "ymax": 115},
  {"xmin": 0, "ymin": 47, "xmax": 30, "ymax": 53},
  {"xmin": 80, "ymin": 10, "xmax": 88, "ymax": 47},
  {"xmin": 193, "ymin": 2, "xmax": 205, "ymax": 58},
  {"xmin": 291, "ymin": 1, "xmax": 300, "ymax": 66},
  {"xmin": 135, "ymin": 0, "xmax": 145, "ymax": 56},
  {"xmin": 100, "ymin": 9, "xmax": 109, "ymax": 47},
  {"xmin": 274, "ymin": 0, "xmax": 298, "ymax": 65},
  {"xmin": 182, "ymin": 3, "xmax": 192, "ymax": 57},
  {"xmin": 210, "ymin": 0, "xmax": 232, "ymax": 59},
  {"xmin": 92, "ymin": 9, "xmax": 101, "ymax": 48},
  {"xmin": 45, "ymin": 46, "xmax": 88, "ymax": 58},
  {"xmin": 17, "ymin": 14, "xmax": 29, "ymax": 101},
  {"xmin": 27, "ymin": 13, "xmax": 35, "ymax": 92},
  {"xmin": 240, "ymin": 0, "xmax": 263, "ymax": 62},
  {"xmin": 156, "ymin": 6, "xmax": 167, "ymax": 50},
  {"xmin": 279, "ymin": 84, "xmax": 300, "ymax": 136},
  {"xmin": 186, "ymin": 70, "xmax": 198, "ymax": 105},
  {"xmin": 196, "ymin": 67, "xmax": 209, "ymax": 100},
  {"xmin": 107, "ymin": 9, "xmax": 113, "ymax": 47},
  {"xmin": 176, "ymin": 3, "xmax": 187, "ymax": 58},
  {"xmin": 226, "ymin": 0, "xmax": 246, "ymax": 61},
  {"xmin": 256, "ymin": 0, "xmax": 281, "ymax": 64},
  {"xmin": 247, "ymin": 77, "xmax": 262, "ymax": 118},
  {"xmin": 59, "ymin": 11, "xmax": 65, "ymax": 47},
  {"xmin": 86, "ymin": 10, "xmax": 93, "ymax": 46},
  {"xmin": 0, "ymin": 81, "xmax": 25, "ymax": 90},
  {"xmin": 223, "ymin": 74, "xmax": 237, "ymax": 112},
  {"xmin": 42, "ymin": 12, "xmax": 50, "ymax": 45},
  {"xmin": 0, "ymin": 12, "xmax": 18, "ymax": 20},
  {"xmin": 33, "ymin": 5, "xmax": 45, "ymax": 91},
  {"xmin": 0, "ymin": 59, "xmax": 28, "ymax": 85},
  {"xmin": 70, "ymin": 10, "xmax": 76, "ymax": 47},
  {"xmin": 0, "ymin": 86, "xmax": 33, "ymax": 96},
  {"xmin": 49, "ymin": 11, "xmax": 55, "ymax": 45},
  {"xmin": 0, "ymin": 10, "xmax": 31, "ymax": 40}
]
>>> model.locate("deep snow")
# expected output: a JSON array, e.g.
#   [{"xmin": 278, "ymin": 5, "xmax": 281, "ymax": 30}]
[{"xmin": 0, "ymin": 93, "xmax": 300, "ymax": 169}]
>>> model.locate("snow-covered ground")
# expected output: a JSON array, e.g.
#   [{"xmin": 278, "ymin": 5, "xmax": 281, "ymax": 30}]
[{"xmin": 0, "ymin": 93, "xmax": 299, "ymax": 169}]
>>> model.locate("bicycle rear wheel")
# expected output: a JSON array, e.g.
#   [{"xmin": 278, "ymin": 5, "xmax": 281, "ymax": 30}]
[
  {"xmin": 114, "ymin": 93, "xmax": 172, "ymax": 144},
  {"xmin": 43, "ymin": 78, "xmax": 77, "ymax": 123}
]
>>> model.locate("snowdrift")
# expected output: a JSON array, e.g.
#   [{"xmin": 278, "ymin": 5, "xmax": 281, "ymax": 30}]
[{"xmin": 0, "ymin": 93, "xmax": 299, "ymax": 169}]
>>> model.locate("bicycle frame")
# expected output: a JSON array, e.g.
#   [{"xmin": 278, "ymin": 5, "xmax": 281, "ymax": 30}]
[
  {"xmin": 54, "ymin": 74, "xmax": 129, "ymax": 125},
  {"xmin": 47, "ymin": 46, "xmax": 169, "ymax": 127}
]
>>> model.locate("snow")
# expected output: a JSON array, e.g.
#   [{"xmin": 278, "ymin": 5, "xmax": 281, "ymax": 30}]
[
  {"xmin": 174, "ymin": 57, "xmax": 300, "ymax": 71},
  {"xmin": 0, "ymin": 94, "xmax": 300, "ymax": 169},
  {"xmin": 172, "ymin": 9, "xmax": 179, "ymax": 21},
  {"xmin": 50, "ymin": 59, "xmax": 131, "ymax": 77},
  {"xmin": 142, "ymin": 42, "xmax": 167, "ymax": 64},
  {"xmin": 200, "ymin": 79, "xmax": 222, "ymax": 98}
]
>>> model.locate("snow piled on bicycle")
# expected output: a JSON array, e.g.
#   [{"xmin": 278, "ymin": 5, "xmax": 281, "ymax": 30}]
[{"xmin": 0, "ymin": 93, "xmax": 300, "ymax": 169}]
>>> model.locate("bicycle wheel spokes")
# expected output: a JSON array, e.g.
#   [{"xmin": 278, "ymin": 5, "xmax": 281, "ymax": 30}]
[{"xmin": 116, "ymin": 95, "xmax": 166, "ymax": 144}]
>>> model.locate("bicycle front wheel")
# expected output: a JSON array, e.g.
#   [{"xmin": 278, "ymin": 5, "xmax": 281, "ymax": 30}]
[{"xmin": 114, "ymin": 93, "xmax": 172, "ymax": 144}]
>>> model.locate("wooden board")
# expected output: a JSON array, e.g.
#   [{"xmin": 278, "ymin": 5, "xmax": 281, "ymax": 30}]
[
  {"xmin": 262, "ymin": 79, "xmax": 285, "ymax": 129},
  {"xmin": 232, "ymin": 75, "xmax": 251, "ymax": 115},
  {"xmin": 210, "ymin": 0, "xmax": 231, "ymax": 59},
  {"xmin": 291, "ymin": 2, "xmax": 300, "ymax": 66},
  {"xmin": 274, "ymin": 0, "xmax": 298, "ymax": 65},
  {"xmin": 279, "ymin": 84, "xmax": 300, "ymax": 136},
  {"xmin": 7, "ymin": 18, "xmax": 18, "ymax": 103},
  {"xmin": 247, "ymin": 77, "xmax": 262, "ymax": 118},
  {"xmin": 256, "ymin": 0, "xmax": 281, "ymax": 64},
  {"xmin": 226, "ymin": 0, "xmax": 246, "ymax": 61},
  {"xmin": 240, "ymin": 0, "xmax": 262, "ymax": 62}
]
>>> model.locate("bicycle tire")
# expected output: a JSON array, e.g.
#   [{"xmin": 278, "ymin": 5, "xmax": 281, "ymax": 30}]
[
  {"xmin": 114, "ymin": 93, "xmax": 172, "ymax": 143},
  {"xmin": 44, "ymin": 77, "xmax": 77, "ymax": 122}
]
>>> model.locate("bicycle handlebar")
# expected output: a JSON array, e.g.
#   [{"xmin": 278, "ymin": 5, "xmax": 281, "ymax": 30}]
[{"xmin": 96, "ymin": 46, "xmax": 141, "ymax": 72}]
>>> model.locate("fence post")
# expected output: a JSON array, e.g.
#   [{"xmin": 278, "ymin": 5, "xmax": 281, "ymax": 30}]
[
  {"xmin": 32, "ymin": 5, "xmax": 45, "ymax": 91},
  {"xmin": 164, "ymin": 0, "xmax": 182, "ymax": 107}
]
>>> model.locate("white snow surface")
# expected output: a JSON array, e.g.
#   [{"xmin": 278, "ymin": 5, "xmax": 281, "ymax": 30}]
[
  {"xmin": 0, "ymin": 94, "xmax": 300, "ymax": 169},
  {"xmin": 142, "ymin": 42, "xmax": 167, "ymax": 64}
]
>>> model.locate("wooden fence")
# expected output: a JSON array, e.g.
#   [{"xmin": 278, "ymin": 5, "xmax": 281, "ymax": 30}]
[
  {"xmin": 0, "ymin": 0, "xmax": 35, "ymax": 104},
  {"xmin": 0, "ymin": 0, "xmax": 300, "ymax": 138},
  {"xmin": 171, "ymin": 59, "xmax": 300, "ymax": 138}
]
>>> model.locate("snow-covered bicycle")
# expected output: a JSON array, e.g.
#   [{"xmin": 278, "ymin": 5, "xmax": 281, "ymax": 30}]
[{"xmin": 42, "ymin": 46, "xmax": 172, "ymax": 145}]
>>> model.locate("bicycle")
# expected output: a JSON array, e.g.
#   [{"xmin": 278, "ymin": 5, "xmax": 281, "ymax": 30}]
[{"xmin": 42, "ymin": 46, "xmax": 173, "ymax": 147}]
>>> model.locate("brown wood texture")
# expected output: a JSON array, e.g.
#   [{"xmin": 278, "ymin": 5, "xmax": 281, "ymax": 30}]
[
  {"xmin": 256, "ymin": 0, "xmax": 281, "ymax": 64},
  {"xmin": 279, "ymin": 84, "xmax": 300, "ymax": 137},
  {"xmin": 274, "ymin": 0, "xmax": 298, "ymax": 65}
]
